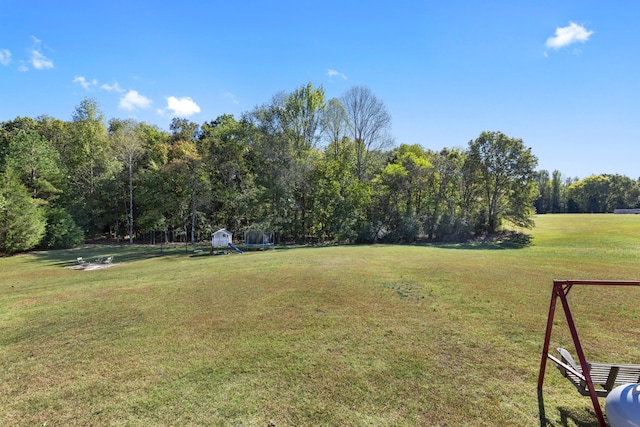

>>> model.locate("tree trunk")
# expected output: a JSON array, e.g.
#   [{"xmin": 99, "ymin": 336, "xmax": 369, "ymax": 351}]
[{"xmin": 129, "ymin": 160, "xmax": 134, "ymax": 244}]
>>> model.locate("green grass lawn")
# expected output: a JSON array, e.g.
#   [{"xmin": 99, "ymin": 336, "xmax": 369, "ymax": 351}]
[{"xmin": 2, "ymin": 214, "xmax": 640, "ymax": 426}]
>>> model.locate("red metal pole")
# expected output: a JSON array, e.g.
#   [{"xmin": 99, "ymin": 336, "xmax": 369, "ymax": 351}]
[
  {"xmin": 560, "ymin": 280, "xmax": 640, "ymax": 287},
  {"xmin": 539, "ymin": 280, "xmax": 640, "ymax": 427},
  {"xmin": 556, "ymin": 281, "xmax": 607, "ymax": 427},
  {"xmin": 538, "ymin": 281, "xmax": 560, "ymax": 390}
]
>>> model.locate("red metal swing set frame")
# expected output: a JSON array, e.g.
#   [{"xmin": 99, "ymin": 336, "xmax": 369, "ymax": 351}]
[{"xmin": 538, "ymin": 280, "xmax": 640, "ymax": 427}]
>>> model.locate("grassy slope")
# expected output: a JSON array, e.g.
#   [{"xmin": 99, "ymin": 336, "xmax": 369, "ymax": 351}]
[{"xmin": 1, "ymin": 214, "xmax": 639, "ymax": 426}]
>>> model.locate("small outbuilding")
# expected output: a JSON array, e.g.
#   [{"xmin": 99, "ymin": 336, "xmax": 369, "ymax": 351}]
[{"xmin": 212, "ymin": 228, "xmax": 232, "ymax": 247}]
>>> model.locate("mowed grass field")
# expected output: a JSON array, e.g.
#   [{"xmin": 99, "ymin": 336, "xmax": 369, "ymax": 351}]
[{"xmin": 2, "ymin": 214, "xmax": 640, "ymax": 426}]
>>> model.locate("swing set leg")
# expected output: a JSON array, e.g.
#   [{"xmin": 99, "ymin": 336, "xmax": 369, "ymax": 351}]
[{"xmin": 538, "ymin": 281, "xmax": 607, "ymax": 427}]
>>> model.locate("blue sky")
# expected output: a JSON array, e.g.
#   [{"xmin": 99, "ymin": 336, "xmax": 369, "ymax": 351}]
[{"xmin": 1, "ymin": 1, "xmax": 638, "ymax": 179}]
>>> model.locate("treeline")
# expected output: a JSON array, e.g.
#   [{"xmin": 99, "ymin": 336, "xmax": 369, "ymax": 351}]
[
  {"xmin": 534, "ymin": 171, "xmax": 640, "ymax": 214},
  {"xmin": 0, "ymin": 82, "xmax": 629, "ymax": 255}
]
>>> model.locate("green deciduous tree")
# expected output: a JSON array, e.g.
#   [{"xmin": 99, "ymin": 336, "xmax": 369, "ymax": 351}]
[
  {"xmin": 140, "ymin": 136, "xmax": 208, "ymax": 243},
  {"xmin": 64, "ymin": 98, "xmax": 113, "ymax": 234},
  {"xmin": 307, "ymin": 138, "xmax": 370, "ymax": 242},
  {"xmin": 110, "ymin": 118, "xmax": 146, "ymax": 244},
  {"xmin": 422, "ymin": 148, "xmax": 472, "ymax": 241},
  {"xmin": 467, "ymin": 131, "xmax": 538, "ymax": 233},
  {"xmin": 170, "ymin": 117, "xmax": 201, "ymax": 143},
  {"xmin": 371, "ymin": 144, "xmax": 432, "ymax": 242},
  {"xmin": 245, "ymin": 87, "xmax": 324, "ymax": 241},
  {"xmin": 283, "ymin": 82, "xmax": 326, "ymax": 153},
  {"xmin": 567, "ymin": 175, "xmax": 610, "ymax": 213},
  {"xmin": 567, "ymin": 174, "xmax": 640, "ymax": 213},
  {"xmin": 200, "ymin": 115, "xmax": 255, "ymax": 232}
]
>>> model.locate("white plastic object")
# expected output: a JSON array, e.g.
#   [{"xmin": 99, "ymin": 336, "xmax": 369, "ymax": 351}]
[{"xmin": 605, "ymin": 383, "xmax": 640, "ymax": 427}]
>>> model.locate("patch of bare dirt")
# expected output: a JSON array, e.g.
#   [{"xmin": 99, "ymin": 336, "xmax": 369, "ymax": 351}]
[{"xmin": 70, "ymin": 263, "xmax": 119, "ymax": 271}]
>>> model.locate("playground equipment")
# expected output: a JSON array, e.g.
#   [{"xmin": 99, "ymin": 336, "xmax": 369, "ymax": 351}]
[
  {"xmin": 243, "ymin": 230, "xmax": 274, "ymax": 248},
  {"xmin": 538, "ymin": 280, "xmax": 640, "ymax": 427},
  {"xmin": 211, "ymin": 228, "xmax": 231, "ymax": 254},
  {"xmin": 209, "ymin": 229, "xmax": 274, "ymax": 255},
  {"xmin": 228, "ymin": 243, "xmax": 244, "ymax": 254},
  {"xmin": 212, "ymin": 229, "xmax": 233, "ymax": 247},
  {"xmin": 210, "ymin": 229, "xmax": 246, "ymax": 255}
]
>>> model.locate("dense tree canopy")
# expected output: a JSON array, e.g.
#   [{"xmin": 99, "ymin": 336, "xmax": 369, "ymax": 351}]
[
  {"xmin": 534, "ymin": 172, "xmax": 639, "ymax": 214},
  {"xmin": 2, "ymin": 84, "xmax": 635, "ymax": 255},
  {"xmin": 467, "ymin": 131, "xmax": 538, "ymax": 233}
]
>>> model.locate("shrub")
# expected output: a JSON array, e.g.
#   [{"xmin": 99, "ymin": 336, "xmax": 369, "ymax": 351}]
[{"xmin": 42, "ymin": 207, "xmax": 85, "ymax": 249}]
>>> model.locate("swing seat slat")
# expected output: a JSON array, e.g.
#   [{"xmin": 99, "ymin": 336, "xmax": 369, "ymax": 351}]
[{"xmin": 552, "ymin": 348, "xmax": 640, "ymax": 397}]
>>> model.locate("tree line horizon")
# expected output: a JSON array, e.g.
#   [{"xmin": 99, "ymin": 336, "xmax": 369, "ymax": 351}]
[{"xmin": 1, "ymin": 82, "xmax": 639, "ymax": 255}]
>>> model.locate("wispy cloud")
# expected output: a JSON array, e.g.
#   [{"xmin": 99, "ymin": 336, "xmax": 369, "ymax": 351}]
[
  {"xmin": 73, "ymin": 76, "xmax": 98, "ymax": 90},
  {"xmin": 224, "ymin": 92, "xmax": 240, "ymax": 105},
  {"xmin": 119, "ymin": 90, "xmax": 152, "ymax": 111},
  {"xmin": 0, "ymin": 49, "xmax": 11, "ymax": 66},
  {"xmin": 30, "ymin": 50, "xmax": 54, "ymax": 69},
  {"xmin": 162, "ymin": 96, "xmax": 201, "ymax": 117},
  {"xmin": 328, "ymin": 69, "xmax": 348, "ymax": 80},
  {"xmin": 29, "ymin": 36, "xmax": 54, "ymax": 69},
  {"xmin": 101, "ymin": 81, "xmax": 125, "ymax": 93},
  {"xmin": 546, "ymin": 22, "xmax": 594, "ymax": 50}
]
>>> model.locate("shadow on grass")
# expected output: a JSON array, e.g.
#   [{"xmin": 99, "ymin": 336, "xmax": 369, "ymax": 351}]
[
  {"xmin": 25, "ymin": 232, "xmax": 533, "ymax": 268},
  {"xmin": 272, "ymin": 235, "xmax": 534, "ymax": 251},
  {"xmin": 28, "ymin": 243, "xmax": 212, "ymax": 268},
  {"xmin": 431, "ymin": 232, "xmax": 533, "ymax": 250},
  {"xmin": 538, "ymin": 389, "xmax": 600, "ymax": 427}
]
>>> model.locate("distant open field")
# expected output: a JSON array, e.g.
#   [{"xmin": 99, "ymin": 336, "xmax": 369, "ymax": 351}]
[{"xmin": 2, "ymin": 214, "xmax": 640, "ymax": 426}]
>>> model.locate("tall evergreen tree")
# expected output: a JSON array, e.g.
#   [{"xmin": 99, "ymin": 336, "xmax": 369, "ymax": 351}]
[{"xmin": 0, "ymin": 171, "xmax": 46, "ymax": 254}]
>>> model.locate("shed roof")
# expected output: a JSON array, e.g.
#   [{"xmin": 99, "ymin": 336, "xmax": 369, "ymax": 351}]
[{"xmin": 212, "ymin": 228, "xmax": 232, "ymax": 236}]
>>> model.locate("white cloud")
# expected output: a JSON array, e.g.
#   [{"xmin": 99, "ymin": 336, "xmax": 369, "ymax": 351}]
[
  {"xmin": 0, "ymin": 49, "xmax": 11, "ymax": 66},
  {"xmin": 73, "ymin": 76, "xmax": 97, "ymax": 90},
  {"xmin": 30, "ymin": 49, "xmax": 54, "ymax": 69},
  {"xmin": 17, "ymin": 61, "xmax": 28, "ymax": 72},
  {"xmin": 28, "ymin": 36, "xmax": 54, "ymax": 69},
  {"xmin": 119, "ymin": 90, "xmax": 152, "ymax": 111},
  {"xmin": 164, "ymin": 96, "xmax": 201, "ymax": 117},
  {"xmin": 101, "ymin": 82, "xmax": 125, "ymax": 93},
  {"xmin": 328, "ymin": 68, "xmax": 348, "ymax": 80},
  {"xmin": 546, "ymin": 22, "xmax": 594, "ymax": 49},
  {"xmin": 224, "ymin": 92, "xmax": 240, "ymax": 105}
]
